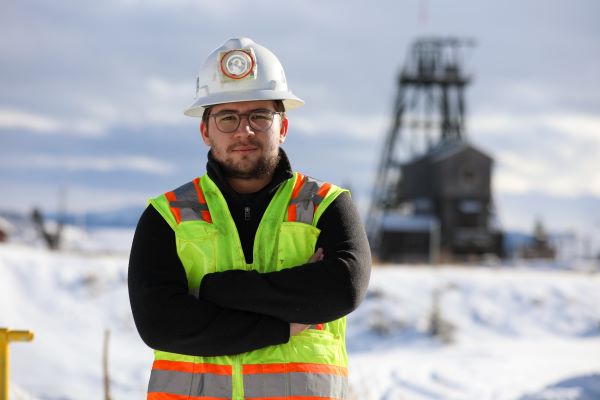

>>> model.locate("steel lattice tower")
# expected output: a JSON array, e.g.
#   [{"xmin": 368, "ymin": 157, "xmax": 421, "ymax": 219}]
[{"xmin": 367, "ymin": 37, "xmax": 486, "ymax": 259}]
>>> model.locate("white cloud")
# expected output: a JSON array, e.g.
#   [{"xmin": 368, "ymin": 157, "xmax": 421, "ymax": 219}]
[
  {"xmin": 493, "ymin": 149, "xmax": 600, "ymax": 198},
  {"xmin": 116, "ymin": 0, "xmax": 245, "ymax": 10},
  {"xmin": 138, "ymin": 77, "xmax": 192, "ymax": 125},
  {"xmin": 468, "ymin": 110, "xmax": 600, "ymax": 197},
  {"xmin": 292, "ymin": 109, "xmax": 600, "ymax": 201},
  {"xmin": 145, "ymin": 77, "xmax": 190, "ymax": 98},
  {"xmin": 502, "ymin": 82, "xmax": 556, "ymax": 107},
  {"xmin": 0, "ymin": 109, "xmax": 107, "ymax": 137},
  {"xmin": 74, "ymin": 77, "xmax": 192, "ymax": 129},
  {"xmin": 493, "ymin": 171, "xmax": 531, "ymax": 195},
  {"xmin": 0, "ymin": 109, "xmax": 62, "ymax": 132},
  {"xmin": 542, "ymin": 114, "xmax": 600, "ymax": 140},
  {"xmin": 293, "ymin": 112, "xmax": 388, "ymax": 139},
  {"xmin": 499, "ymin": 152, "xmax": 548, "ymax": 178},
  {"xmin": 471, "ymin": 111, "xmax": 600, "ymax": 142},
  {"xmin": 0, "ymin": 154, "xmax": 176, "ymax": 176},
  {"xmin": 0, "ymin": 77, "xmax": 194, "ymax": 137}
]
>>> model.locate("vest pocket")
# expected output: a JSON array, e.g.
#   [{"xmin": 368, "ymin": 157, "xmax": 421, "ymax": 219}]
[
  {"xmin": 277, "ymin": 222, "xmax": 321, "ymax": 270},
  {"xmin": 289, "ymin": 329, "xmax": 341, "ymax": 363},
  {"xmin": 241, "ymin": 330, "xmax": 347, "ymax": 399},
  {"xmin": 176, "ymin": 225, "xmax": 218, "ymax": 293}
]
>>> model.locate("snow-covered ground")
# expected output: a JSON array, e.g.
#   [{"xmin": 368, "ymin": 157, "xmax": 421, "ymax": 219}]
[
  {"xmin": 347, "ymin": 267, "xmax": 600, "ymax": 400},
  {"xmin": 1, "ymin": 228, "xmax": 599, "ymax": 400}
]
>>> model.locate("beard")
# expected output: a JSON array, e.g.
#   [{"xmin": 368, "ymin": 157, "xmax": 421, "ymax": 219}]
[{"xmin": 216, "ymin": 140, "xmax": 280, "ymax": 180}]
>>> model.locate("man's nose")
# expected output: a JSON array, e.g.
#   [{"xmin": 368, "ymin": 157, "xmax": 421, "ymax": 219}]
[{"xmin": 234, "ymin": 115, "xmax": 255, "ymax": 135}]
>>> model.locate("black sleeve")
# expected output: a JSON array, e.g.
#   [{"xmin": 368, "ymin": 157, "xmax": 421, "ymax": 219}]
[
  {"xmin": 128, "ymin": 206, "xmax": 290, "ymax": 357},
  {"xmin": 198, "ymin": 191, "xmax": 372, "ymax": 324}
]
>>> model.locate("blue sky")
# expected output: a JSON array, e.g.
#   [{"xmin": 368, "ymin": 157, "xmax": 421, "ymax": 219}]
[{"xmin": 1, "ymin": 0, "xmax": 599, "ymax": 236}]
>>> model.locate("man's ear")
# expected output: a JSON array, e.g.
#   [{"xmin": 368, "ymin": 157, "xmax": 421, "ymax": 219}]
[
  {"xmin": 279, "ymin": 116, "xmax": 289, "ymax": 144},
  {"xmin": 200, "ymin": 121, "xmax": 211, "ymax": 145}
]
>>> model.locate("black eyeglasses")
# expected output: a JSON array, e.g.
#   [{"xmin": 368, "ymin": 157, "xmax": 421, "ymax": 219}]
[{"xmin": 209, "ymin": 110, "xmax": 283, "ymax": 133}]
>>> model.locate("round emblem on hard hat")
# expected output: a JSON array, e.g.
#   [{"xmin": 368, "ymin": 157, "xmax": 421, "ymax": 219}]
[{"xmin": 220, "ymin": 50, "xmax": 255, "ymax": 80}]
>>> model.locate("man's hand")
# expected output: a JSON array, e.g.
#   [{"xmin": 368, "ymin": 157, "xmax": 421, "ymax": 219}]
[
  {"xmin": 290, "ymin": 323, "xmax": 310, "ymax": 336},
  {"xmin": 308, "ymin": 247, "xmax": 324, "ymax": 263},
  {"xmin": 289, "ymin": 248, "xmax": 325, "ymax": 336}
]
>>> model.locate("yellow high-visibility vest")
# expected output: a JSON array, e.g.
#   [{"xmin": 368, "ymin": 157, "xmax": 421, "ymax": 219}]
[{"xmin": 147, "ymin": 172, "xmax": 349, "ymax": 400}]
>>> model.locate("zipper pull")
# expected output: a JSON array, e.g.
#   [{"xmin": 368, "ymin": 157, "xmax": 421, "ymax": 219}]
[{"xmin": 244, "ymin": 206, "xmax": 251, "ymax": 221}]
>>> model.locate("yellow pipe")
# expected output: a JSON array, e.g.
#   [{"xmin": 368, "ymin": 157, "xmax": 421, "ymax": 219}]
[{"xmin": 0, "ymin": 328, "xmax": 34, "ymax": 400}]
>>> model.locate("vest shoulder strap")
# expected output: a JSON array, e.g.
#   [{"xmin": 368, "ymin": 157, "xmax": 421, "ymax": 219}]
[
  {"xmin": 155, "ymin": 173, "xmax": 344, "ymax": 227},
  {"xmin": 286, "ymin": 172, "xmax": 344, "ymax": 225},
  {"xmin": 163, "ymin": 177, "xmax": 212, "ymax": 224}
]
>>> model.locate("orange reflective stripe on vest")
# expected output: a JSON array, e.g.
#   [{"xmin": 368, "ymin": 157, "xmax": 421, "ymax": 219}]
[
  {"xmin": 287, "ymin": 172, "xmax": 306, "ymax": 222},
  {"xmin": 164, "ymin": 191, "xmax": 181, "ymax": 224},
  {"xmin": 287, "ymin": 174, "xmax": 333, "ymax": 224},
  {"xmin": 166, "ymin": 177, "xmax": 212, "ymax": 223},
  {"xmin": 242, "ymin": 362, "xmax": 348, "ymax": 399},
  {"xmin": 148, "ymin": 360, "xmax": 232, "ymax": 399}
]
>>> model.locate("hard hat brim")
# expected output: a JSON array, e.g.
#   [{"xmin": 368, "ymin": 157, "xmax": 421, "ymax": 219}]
[{"xmin": 184, "ymin": 90, "xmax": 305, "ymax": 117}]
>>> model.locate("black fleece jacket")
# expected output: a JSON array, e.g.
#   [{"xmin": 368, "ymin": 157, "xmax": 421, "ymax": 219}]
[{"xmin": 128, "ymin": 150, "xmax": 371, "ymax": 357}]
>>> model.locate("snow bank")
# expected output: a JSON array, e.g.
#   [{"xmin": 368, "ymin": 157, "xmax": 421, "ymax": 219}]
[
  {"xmin": 347, "ymin": 266, "xmax": 600, "ymax": 400},
  {"xmin": 0, "ymin": 242, "xmax": 151, "ymax": 399},
  {"xmin": 519, "ymin": 373, "xmax": 600, "ymax": 400},
  {"xmin": 1, "ymin": 236, "xmax": 599, "ymax": 400}
]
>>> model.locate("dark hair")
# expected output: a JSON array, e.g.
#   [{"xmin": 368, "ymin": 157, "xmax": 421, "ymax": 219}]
[{"xmin": 201, "ymin": 100, "xmax": 286, "ymax": 127}]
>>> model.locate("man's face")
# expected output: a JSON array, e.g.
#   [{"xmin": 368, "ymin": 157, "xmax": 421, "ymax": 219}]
[{"xmin": 200, "ymin": 100, "xmax": 288, "ymax": 179}]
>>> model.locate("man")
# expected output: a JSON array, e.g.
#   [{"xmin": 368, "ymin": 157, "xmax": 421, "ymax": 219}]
[{"xmin": 128, "ymin": 37, "xmax": 371, "ymax": 400}]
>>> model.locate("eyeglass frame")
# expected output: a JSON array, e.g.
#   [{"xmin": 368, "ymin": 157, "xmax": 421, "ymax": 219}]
[{"xmin": 207, "ymin": 109, "xmax": 285, "ymax": 133}]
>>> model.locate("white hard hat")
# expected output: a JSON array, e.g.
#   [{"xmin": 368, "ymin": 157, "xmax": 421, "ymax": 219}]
[{"xmin": 184, "ymin": 37, "xmax": 304, "ymax": 117}]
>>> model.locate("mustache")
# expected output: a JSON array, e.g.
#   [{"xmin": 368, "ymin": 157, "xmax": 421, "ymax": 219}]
[{"xmin": 227, "ymin": 139, "xmax": 262, "ymax": 152}]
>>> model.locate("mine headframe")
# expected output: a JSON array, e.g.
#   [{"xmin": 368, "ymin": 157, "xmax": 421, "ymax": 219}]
[{"xmin": 367, "ymin": 37, "xmax": 503, "ymax": 263}]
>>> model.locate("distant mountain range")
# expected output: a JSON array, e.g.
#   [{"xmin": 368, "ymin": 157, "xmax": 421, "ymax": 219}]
[
  {"xmin": 2, "ymin": 190, "xmax": 598, "ymax": 258},
  {"xmin": 51, "ymin": 205, "xmax": 145, "ymax": 228},
  {"xmin": 0, "ymin": 205, "xmax": 145, "ymax": 229}
]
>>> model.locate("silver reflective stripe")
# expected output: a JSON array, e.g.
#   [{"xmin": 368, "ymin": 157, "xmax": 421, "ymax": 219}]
[
  {"xmin": 289, "ymin": 177, "xmax": 324, "ymax": 224},
  {"xmin": 169, "ymin": 200, "xmax": 209, "ymax": 212},
  {"xmin": 148, "ymin": 369, "xmax": 232, "ymax": 398},
  {"xmin": 243, "ymin": 372, "xmax": 348, "ymax": 399},
  {"xmin": 170, "ymin": 181, "xmax": 208, "ymax": 222}
]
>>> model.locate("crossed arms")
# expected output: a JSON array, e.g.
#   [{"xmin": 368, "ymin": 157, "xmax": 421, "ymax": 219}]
[{"xmin": 128, "ymin": 192, "xmax": 371, "ymax": 357}]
